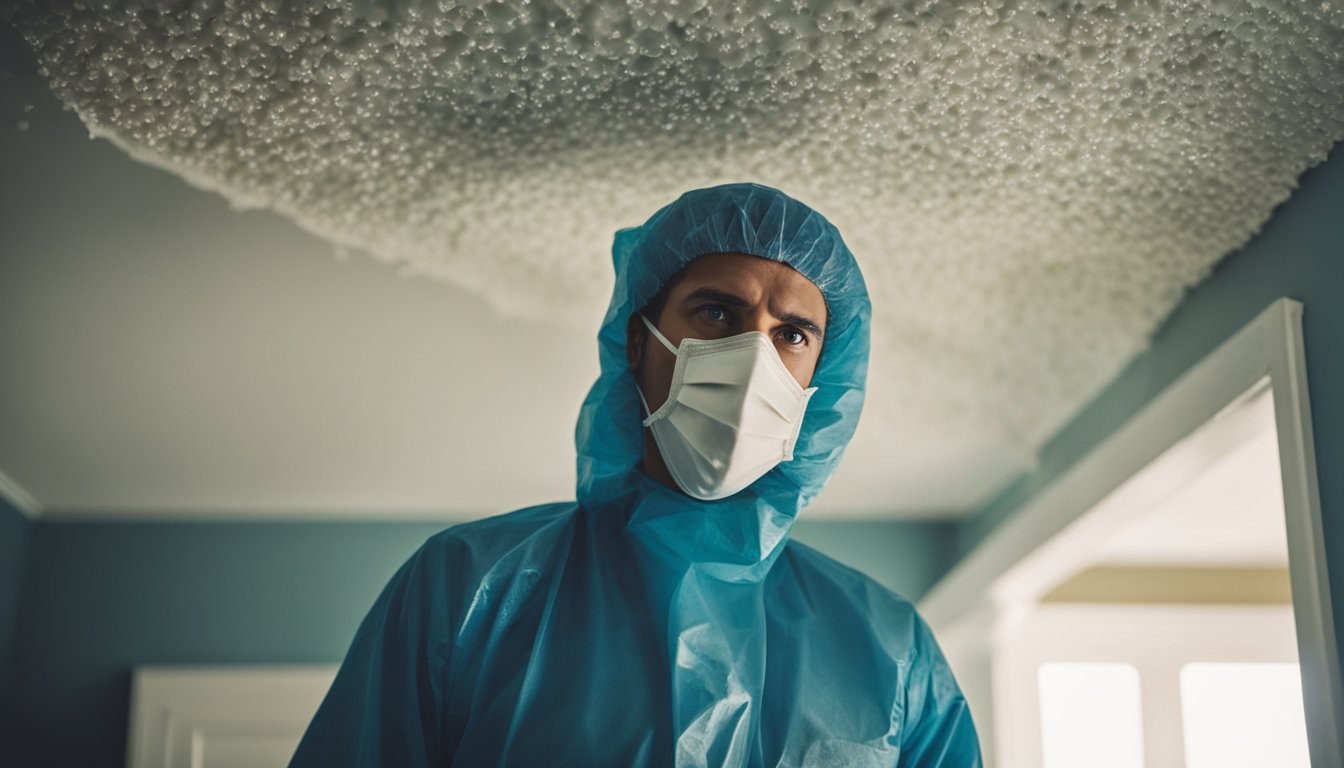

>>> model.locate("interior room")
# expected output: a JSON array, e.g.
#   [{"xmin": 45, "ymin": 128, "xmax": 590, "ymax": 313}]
[{"xmin": 2, "ymin": 1, "xmax": 1342, "ymax": 766}]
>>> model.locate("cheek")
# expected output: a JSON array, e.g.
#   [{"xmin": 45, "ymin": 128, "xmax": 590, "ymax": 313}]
[
  {"xmin": 802, "ymin": 348, "xmax": 825, "ymax": 388},
  {"xmin": 637, "ymin": 341, "xmax": 676, "ymax": 411},
  {"xmin": 784, "ymin": 354, "xmax": 819, "ymax": 389}
]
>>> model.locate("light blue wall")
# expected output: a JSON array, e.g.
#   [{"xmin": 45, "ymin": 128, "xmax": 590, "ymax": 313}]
[
  {"xmin": 9, "ymin": 520, "xmax": 444, "ymax": 768},
  {"xmin": 960, "ymin": 142, "xmax": 1344, "ymax": 677},
  {"xmin": 0, "ymin": 495, "xmax": 31, "ymax": 768},
  {"xmin": 8, "ymin": 517, "xmax": 947, "ymax": 767},
  {"xmin": 793, "ymin": 519, "xmax": 956, "ymax": 599},
  {"xmin": 0, "ymin": 494, "xmax": 30, "ymax": 688}
]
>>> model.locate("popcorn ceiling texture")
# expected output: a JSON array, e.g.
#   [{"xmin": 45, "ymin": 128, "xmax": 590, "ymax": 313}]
[{"xmin": 8, "ymin": 0, "xmax": 1344, "ymax": 467}]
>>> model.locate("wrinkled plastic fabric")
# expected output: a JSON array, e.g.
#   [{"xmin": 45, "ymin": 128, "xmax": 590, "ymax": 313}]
[{"xmin": 290, "ymin": 183, "xmax": 982, "ymax": 767}]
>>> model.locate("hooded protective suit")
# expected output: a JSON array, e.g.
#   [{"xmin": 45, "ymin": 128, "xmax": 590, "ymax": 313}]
[{"xmin": 290, "ymin": 183, "xmax": 981, "ymax": 767}]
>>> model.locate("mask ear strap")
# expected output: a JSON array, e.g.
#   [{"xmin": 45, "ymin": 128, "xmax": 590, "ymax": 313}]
[
  {"xmin": 635, "ymin": 385, "xmax": 656, "ymax": 424},
  {"xmin": 639, "ymin": 314, "xmax": 678, "ymax": 355}
]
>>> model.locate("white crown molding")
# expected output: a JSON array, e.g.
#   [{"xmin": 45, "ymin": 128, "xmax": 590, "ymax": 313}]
[{"xmin": 0, "ymin": 468, "xmax": 41, "ymax": 519}]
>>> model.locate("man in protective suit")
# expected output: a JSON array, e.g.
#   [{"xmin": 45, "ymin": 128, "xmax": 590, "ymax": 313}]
[{"xmin": 291, "ymin": 183, "xmax": 982, "ymax": 767}]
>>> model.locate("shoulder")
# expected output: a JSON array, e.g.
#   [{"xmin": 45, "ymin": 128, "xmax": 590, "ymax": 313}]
[
  {"xmin": 776, "ymin": 540, "xmax": 981, "ymax": 760},
  {"xmin": 774, "ymin": 539, "xmax": 926, "ymax": 659},
  {"xmin": 417, "ymin": 502, "xmax": 581, "ymax": 569},
  {"xmin": 373, "ymin": 503, "xmax": 582, "ymax": 643},
  {"xmin": 379, "ymin": 503, "xmax": 581, "ymax": 608},
  {"xmin": 778, "ymin": 538, "xmax": 907, "ymax": 597}
]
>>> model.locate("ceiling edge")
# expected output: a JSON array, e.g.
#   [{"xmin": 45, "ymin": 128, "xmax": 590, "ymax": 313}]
[{"xmin": 0, "ymin": 468, "xmax": 41, "ymax": 518}]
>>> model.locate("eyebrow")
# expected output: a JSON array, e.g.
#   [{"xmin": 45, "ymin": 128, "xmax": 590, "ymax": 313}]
[{"xmin": 681, "ymin": 287, "xmax": 825, "ymax": 341}]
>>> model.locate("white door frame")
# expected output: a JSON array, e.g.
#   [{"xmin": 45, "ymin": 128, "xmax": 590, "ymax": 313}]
[
  {"xmin": 919, "ymin": 298, "xmax": 1342, "ymax": 767},
  {"xmin": 126, "ymin": 665, "xmax": 339, "ymax": 768}
]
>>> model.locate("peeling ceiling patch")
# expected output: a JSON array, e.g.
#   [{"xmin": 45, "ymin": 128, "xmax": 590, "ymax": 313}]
[{"xmin": 8, "ymin": 0, "xmax": 1343, "ymax": 477}]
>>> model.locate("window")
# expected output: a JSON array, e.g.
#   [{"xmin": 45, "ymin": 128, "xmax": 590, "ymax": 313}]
[
  {"xmin": 1180, "ymin": 662, "xmax": 1309, "ymax": 768},
  {"xmin": 1038, "ymin": 662, "xmax": 1144, "ymax": 768},
  {"xmin": 994, "ymin": 604, "xmax": 1301, "ymax": 768}
]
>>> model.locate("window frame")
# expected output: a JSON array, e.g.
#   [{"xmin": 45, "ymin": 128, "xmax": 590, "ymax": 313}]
[{"xmin": 995, "ymin": 603, "xmax": 1300, "ymax": 767}]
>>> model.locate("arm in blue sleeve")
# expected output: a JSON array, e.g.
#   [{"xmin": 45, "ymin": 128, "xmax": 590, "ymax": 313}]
[
  {"xmin": 290, "ymin": 540, "xmax": 456, "ymax": 768},
  {"xmin": 897, "ymin": 615, "xmax": 983, "ymax": 768}
]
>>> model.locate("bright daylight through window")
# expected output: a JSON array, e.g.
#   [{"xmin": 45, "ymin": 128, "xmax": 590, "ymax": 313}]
[
  {"xmin": 1038, "ymin": 662, "xmax": 1144, "ymax": 768},
  {"xmin": 1180, "ymin": 662, "xmax": 1309, "ymax": 768}
]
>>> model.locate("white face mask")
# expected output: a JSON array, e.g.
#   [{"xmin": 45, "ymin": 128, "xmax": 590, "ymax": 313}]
[{"xmin": 636, "ymin": 314, "xmax": 818, "ymax": 501}]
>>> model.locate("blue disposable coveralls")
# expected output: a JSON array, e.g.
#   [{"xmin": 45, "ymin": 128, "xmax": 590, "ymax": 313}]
[{"xmin": 290, "ymin": 183, "xmax": 982, "ymax": 767}]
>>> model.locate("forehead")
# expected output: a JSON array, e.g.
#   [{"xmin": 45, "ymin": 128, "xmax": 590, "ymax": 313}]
[{"xmin": 667, "ymin": 253, "xmax": 825, "ymax": 307}]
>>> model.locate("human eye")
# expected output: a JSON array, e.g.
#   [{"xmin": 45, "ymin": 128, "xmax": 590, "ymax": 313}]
[
  {"xmin": 697, "ymin": 304, "xmax": 731, "ymax": 324},
  {"xmin": 778, "ymin": 327, "xmax": 808, "ymax": 346}
]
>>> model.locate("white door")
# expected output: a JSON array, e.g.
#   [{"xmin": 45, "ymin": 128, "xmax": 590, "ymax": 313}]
[{"xmin": 126, "ymin": 665, "xmax": 338, "ymax": 768}]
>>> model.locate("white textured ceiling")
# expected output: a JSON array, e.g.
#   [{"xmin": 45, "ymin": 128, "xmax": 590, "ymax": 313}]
[{"xmin": 1, "ymin": 0, "xmax": 1342, "ymax": 521}]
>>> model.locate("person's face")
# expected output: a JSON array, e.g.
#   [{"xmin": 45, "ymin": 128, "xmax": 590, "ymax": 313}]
[{"xmin": 627, "ymin": 250, "xmax": 828, "ymax": 434}]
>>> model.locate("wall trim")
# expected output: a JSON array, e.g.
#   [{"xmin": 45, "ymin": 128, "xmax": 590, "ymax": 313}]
[{"xmin": 919, "ymin": 297, "xmax": 1342, "ymax": 767}]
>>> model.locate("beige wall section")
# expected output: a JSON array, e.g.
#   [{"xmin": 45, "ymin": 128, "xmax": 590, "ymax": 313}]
[{"xmin": 1043, "ymin": 566, "xmax": 1293, "ymax": 605}]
